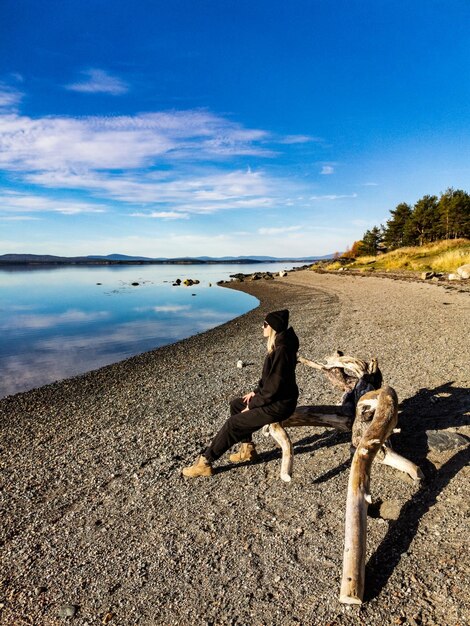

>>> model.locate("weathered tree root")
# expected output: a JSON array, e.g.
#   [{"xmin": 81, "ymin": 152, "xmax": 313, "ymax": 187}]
[
  {"xmin": 264, "ymin": 352, "xmax": 423, "ymax": 606},
  {"xmin": 265, "ymin": 404, "xmax": 421, "ymax": 485},
  {"xmin": 267, "ymin": 423, "xmax": 293, "ymax": 482},
  {"xmin": 340, "ymin": 385, "xmax": 398, "ymax": 604}
]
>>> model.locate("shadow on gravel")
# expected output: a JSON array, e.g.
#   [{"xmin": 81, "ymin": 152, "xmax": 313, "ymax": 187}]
[
  {"xmin": 311, "ymin": 458, "xmax": 351, "ymax": 484},
  {"xmin": 365, "ymin": 445, "xmax": 470, "ymax": 601},
  {"xmin": 214, "ymin": 429, "xmax": 351, "ymax": 475},
  {"xmin": 293, "ymin": 429, "xmax": 350, "ymax": 455},
  {"xmin": 392, "ymin": 381, "xmax": 469, "ymax": 478},
  {"xmin": 213, "ymin": 449, "xmax": 282, "ymax": 474},
  {"xmin": 365, "ymin": 382, "xmax": 470, "ymax": 601}
]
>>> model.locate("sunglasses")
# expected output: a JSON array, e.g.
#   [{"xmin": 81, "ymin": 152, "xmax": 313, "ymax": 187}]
[{"xmin": 263, "ymin": 321, "xmax": 269, "ymax": 328}]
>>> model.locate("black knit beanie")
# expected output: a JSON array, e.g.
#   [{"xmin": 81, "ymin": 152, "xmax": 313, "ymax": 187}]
[{"xmin": 265, "ymin": 309, "xmax": 289, "ymax": 332}]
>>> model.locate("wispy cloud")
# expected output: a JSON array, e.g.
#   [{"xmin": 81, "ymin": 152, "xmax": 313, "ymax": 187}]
[
  {"xmin": 320, "ymin": 165, "xmax": 334, "ymax": 175},
  {"xmin": 0, "ymin": 192, "xmax": 107, "ymax": 215},
  {"xmin": 130, "ymin": 211, "xmax": 189, "ymax": 220},
  {"xmin": 0, "ymin": 83, "xmax": 23, "ymax": 110},
  {"xmin": 362, "ymin": 182, "xmax": 378, "ymax": 186},
  {"xmin": 280, "ymin": 134, "xmax": 319, "ymax": 144},
  {"xmin": 26, "ymin": 168, "xmax": 276, "ymax": 215},
  {"xmin": 0, "ymin": 98, "xmax": 318, "ymax": 222},
  {"xmin": 258, "ymin": 225, "xmax": 302, "ymax": 236},
  {"xmin": 310, "ymin": 193, "xmax": 357, "ymax": 200},
  {"xmin": 0, "ymin": 110, "xmax": 271, "ymax": 171},
  {"xmin": 65, "ymin": 69, "xmax": 129, "ymax": 95},
  {"xmin": 0, "ymin": 215, "xmax": 42, "ymax": 221}
]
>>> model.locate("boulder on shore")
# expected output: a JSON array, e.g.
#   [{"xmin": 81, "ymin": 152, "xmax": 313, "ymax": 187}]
[
  {"xmin": 421, "ymin": 271, "xmax": 434, "ymax": 280},
  {"xmin": 457, "ymin": 263, "xmax": 470, "ymax": 279}
]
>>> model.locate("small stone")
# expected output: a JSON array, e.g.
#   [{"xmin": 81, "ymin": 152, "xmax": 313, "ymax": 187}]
[
  {"xmin": 421, "ymin": 271, "xmax": 434, "ymax": 280},
  {"xmin": 274, "ymin": 575, "xmax": 281, "ymax": 583},
  {"xmin": 236, "ymin": 360, "xmax": 244, "ymax": 369},
  {"xmin": 58, "ymin": 604, "xmax": 78, "ymax": 618},
  {"xmin": 379, "ymin": 500, "xmax": 401, "ymax": 520}
]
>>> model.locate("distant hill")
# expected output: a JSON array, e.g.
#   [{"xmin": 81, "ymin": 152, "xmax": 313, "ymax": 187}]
[
  {"xmin": 0, "ymin": 254, "xmax": 93, "ymax": 263},
  {"xmin": 0, "ymin": 253, "xmax": 335, "ymax": 265},
  {"xmin": 87, "ymin": 254, "xmax": 158, "ymax": 261}
]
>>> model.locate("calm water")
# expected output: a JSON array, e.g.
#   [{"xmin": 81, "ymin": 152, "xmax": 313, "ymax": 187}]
[{"xmin": 0, "ymin": 262, "xmax": 302, "ymax": 398}]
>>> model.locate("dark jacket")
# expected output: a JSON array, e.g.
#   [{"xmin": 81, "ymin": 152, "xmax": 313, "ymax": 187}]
[{"xmin": 249, "ymin": 327, "xmax": 299, "ymax": 410}]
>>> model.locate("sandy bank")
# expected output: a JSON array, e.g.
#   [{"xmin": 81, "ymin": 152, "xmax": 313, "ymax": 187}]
[{"xmin": 1, "ymin": 270, "xmax": 468, "ymax": 625}]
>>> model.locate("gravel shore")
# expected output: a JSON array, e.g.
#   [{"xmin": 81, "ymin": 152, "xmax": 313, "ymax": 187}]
[{"xmin": 1, "ymin": 270, "xmax": 469, "ymax": 626}]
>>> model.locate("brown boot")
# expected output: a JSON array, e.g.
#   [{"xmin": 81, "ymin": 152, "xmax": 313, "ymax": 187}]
[
  {"xmin": 229, "ymin": 442, "xmax": 258, "ymax": 463},
  {"xmin": 182, "ymin": 456, "xmax": 213, "ymax": 478}
]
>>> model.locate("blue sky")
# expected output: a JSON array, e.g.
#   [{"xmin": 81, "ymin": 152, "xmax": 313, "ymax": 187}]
[{"xmin": 1, "ymin": 0, "xmax": 469, "ymax": 257}]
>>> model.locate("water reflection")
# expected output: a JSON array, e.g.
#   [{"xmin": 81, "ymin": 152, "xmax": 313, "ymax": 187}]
[{"xmin": 1, "ymin": 263, "xmax": 303, "ymax": 398}]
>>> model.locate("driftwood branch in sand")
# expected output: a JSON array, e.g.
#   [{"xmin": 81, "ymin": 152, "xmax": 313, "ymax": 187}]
[
  {"xmin": 264, "ymin": 351, "xmax": 423, "ymax": 605},
  {"xmin": 339, "ymin": 385, "xmax": 398, "ymax": 605},
  {"xmin": 378, "ymin": 442, "xmax": 424, "ymax": 482},
  {"xmin": 266, "ymin": 423, "xmax": 293, "ymax": 483},
  {"xmin": 266, "ymin": 352, "xmax": 421, "ymax": 485}
]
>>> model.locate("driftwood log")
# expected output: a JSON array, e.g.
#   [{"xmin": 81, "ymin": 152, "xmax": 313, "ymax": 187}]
[
  {"xmin": 266, "ymin": 352, "xmax": 421, "ymax": 485},
  {"xmin": 264, "ymin": 351, "xmax": 423, "ymax": 605},
  {"xmin": 340, "ymin": 385, "xmax": 398, "ymax": 604}
]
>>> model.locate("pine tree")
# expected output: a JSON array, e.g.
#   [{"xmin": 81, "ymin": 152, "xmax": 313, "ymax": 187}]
[
  {"xmin": 408, "ymin": 195, "xmax": 440, "ymax": 245},
  {"xmin": 383, "ymin": 203, "xmax": 413, "ymax": 249},
  {"xmin": 438, "ymin": 188, "xmax": 470, "ymax": 239},
  {"xmin": 361, "ymin": 226, "xmax": 383, "ymax": 255}
]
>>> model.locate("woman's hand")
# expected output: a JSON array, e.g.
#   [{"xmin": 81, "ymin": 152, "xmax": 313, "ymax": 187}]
[{"xmin": 242, "ymin": 391, "xmax": 255, "ymax": 404}]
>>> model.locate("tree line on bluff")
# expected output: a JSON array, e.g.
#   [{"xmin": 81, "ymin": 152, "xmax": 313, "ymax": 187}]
[{"xmin": 344, "ymin": 188, "xmax": 470, "ymax": 257}]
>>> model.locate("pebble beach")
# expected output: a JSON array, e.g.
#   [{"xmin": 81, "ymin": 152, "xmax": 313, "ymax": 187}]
[{"xmin": 1, "ymin": 269, "xmax": 469, "ymax": 625}]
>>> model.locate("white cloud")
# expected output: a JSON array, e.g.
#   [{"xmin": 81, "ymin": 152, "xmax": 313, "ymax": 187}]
[
  {"xmin": 362, "ymin": 182, "xmax": 378, "ymax": 186},
  {"xmin": 258, "ymin": 225, "xmax": 302, "ymax": 236},
  {"xmin": 4, "ymin": 227, "xmax": 354, "ymax": 258},
  {"xmin": 280, "ymin": 135, "xmax": 319, "ymax": 144},
  {"xmin": 320, "ymin": 165, "xmax": 334, "ymax": 175},
  {"xmin": 0, "ymin": 110, "xmax": 271, "ymax": 172},
  {"xmin": 27, "ymin": 168, "xmax": 276, "ymax": 215},
  {"xmin": 0, "ymin": 101, "xmax": 324, "ymax": 227},
  {"xmin": 130, "ymin": 211, "xmax": 189, "ymax": 219},
  {"xmin": 65, "ymin": 69, "xmax": 129, "ymax": 95},
  {"xmin": 0, "ymin": 192, "xmax": 107, "ymax": 215},
  {"xmin": 0, "ymin": 83, "xmax": 23, "ymax": 110},
  {"xmin": 310, "ymin": 193, "xmax": 357, "ymax": 200},
  {"xmin": 0, "ymin": 215, "xmax": 41, "ymax": 221}
]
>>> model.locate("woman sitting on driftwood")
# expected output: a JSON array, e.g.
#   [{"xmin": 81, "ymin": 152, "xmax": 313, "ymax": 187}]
[{"xmin": 182, "ymin": 309, "xmax": 299, "ymax": 478}]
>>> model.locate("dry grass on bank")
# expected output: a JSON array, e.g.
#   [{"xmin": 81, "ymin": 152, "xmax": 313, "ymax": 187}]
[{"xmin": 323, "ymin": 239, "xmax": 470, "ymax": 273}]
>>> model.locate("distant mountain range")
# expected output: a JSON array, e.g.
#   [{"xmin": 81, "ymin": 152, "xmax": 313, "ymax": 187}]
[{"xmin": 0, "ymin": 253, "xmax": 334, "ymax": 265}]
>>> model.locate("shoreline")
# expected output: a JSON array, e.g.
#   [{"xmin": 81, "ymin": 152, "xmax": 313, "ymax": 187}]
[
  {"xmin": 3, "ymin": 263, "xmax": 467, "ymax": 402},
  {"xmin": 1, "ymin": 270, "xmax": 468, "ymax": 625}
]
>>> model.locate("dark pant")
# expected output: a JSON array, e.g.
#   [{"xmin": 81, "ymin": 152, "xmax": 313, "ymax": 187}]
[{"xmin": 203, "ymin": 396, "xmax": 296, "ymax": 463}]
